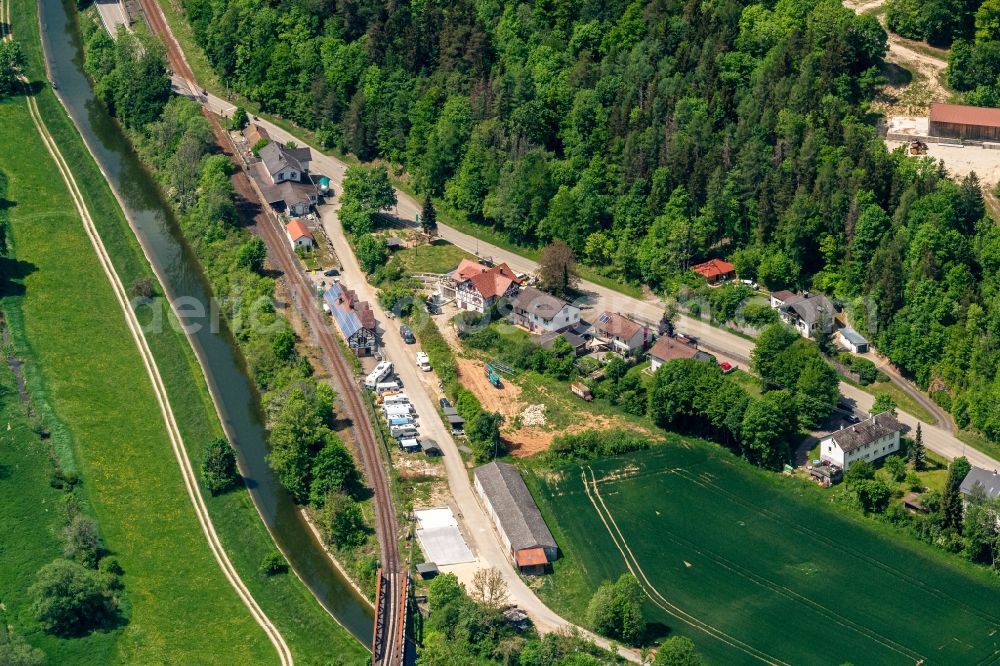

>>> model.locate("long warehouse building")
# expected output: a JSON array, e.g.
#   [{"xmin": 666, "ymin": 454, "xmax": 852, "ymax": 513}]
[{"xmin": 473, "ymin": 462, "xmax": 558, "ymax": 574}]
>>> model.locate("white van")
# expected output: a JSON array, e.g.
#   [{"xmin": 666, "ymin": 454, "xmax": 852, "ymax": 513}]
[
  {"xmin": 364, "ymin": 361, "xmax": 394, "ymax": 389},
  {"xmin": 415, "ymin": 351, "xmax": 431, "ymax": 372},
  {"xmin": 390, "ymin": 424, "xmax": 418, "ymax": 439}
]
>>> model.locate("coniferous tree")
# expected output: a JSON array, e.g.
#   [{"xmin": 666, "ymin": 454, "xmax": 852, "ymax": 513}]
[
  {"xmin": 909, "ymin": 423, "xmax": 927, "ymax": 470},
  {"xmin": 421, "ymin": 192, "xmax": 438, "ymax": 236}
]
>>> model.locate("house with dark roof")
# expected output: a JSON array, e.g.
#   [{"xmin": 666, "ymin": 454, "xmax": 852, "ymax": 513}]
[
  {"xmin": 820, "ymin": 412, "xmax": 902, "ymax": 471},
  {"xmin": 324, "ymin": 283, "xmax": 377, "ymax": 356},
  {"xmin": 251, "ymin": 142, "xmax": 318, "ymax": 216},
  {"xmin": 777, "ymin": 293, "xmax": 835, "ymax": 339},
  {"xmin": 960, "ymin": 466, "xmax": 1000, "ymax": 503},
  {"xmin": 474, "ymin": 461, "xmax": 558, "ymax": 574},
  {"xmin": 511, "ymin": 286, "xmax": 580, "ymax": 333},
  {"xmin": 533, "ymin": 329, "xmax": 588, "ymax": 355},
  {"xmin": 285, "ymin": 218, "xmax": 314, "ymax": 250},
  {"xmin": 449, "ymin": 259, "xmax": 522, "ymax": 313},
  {"xmin": 594, "ymin": 311, "xmax": 650, "ymax": 356},
  {"xmin": 648, "ymin": 335, "xmax": 714, "ymax": 371},
  {"xmin": 691, "ymin": 258, "xmax": 736, "ymax": 285}
]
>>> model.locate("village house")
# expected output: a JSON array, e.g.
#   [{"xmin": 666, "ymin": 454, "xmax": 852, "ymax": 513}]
[
  {"xmin": 510, "ymin": 286, "xmax": 580, "ymax": 333},
  {"xmin": 690, "ymin": 258, "xmax": 736, "ymax": 285},
  {"xmin": 285, "ymin": 218, "xmax": 314, "ymax": 251},
  {"xmin": 648, "ymin": 335, "xmax": 715, "ymax": 372},
  {"xmin": 594, "ymin": 311, "xmax": 650, "ymax": 356},
  {"xmin": 250, "ymin": 141, "xmax": 319, "ymax": 216},
  {"xmin": 819, "ymin": 412, "xmax": 902, "ymax": 471},
  {"xmin": 474, "ymin": 461, "xmax": 558, "ymax": 575},
  {"xmin": 771, "ymin": 291, "xmax": 835, "ymax": 339},
  {"xmin": 959, "ymin": 467, "xmax": 1000, "ymax": 504},
  {"xmin": 324, "ymin": 283, "xmax": 377, "ymax": 356},
  {"xmin": 446, "ymin": 259, "xmax": 522, "ymax": 313}
]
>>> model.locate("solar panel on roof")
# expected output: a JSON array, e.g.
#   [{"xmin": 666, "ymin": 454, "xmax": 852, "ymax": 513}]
[{"xmin": 598, "ymin": 313, "xmax": 610, "ymax": 323}]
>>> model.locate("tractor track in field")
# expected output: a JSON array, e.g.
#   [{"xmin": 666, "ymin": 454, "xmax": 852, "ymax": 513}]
[{"xmin": 5, "ymin": 1, "xmax": 293, "ymax": 663}]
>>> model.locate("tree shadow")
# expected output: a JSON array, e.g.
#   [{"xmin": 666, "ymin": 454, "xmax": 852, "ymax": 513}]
[
  {"xmin": 642, "ymin": 621, "xmax": 672, "ymax": 646},
  {"xmin": 0, "ymin": 463, "xmax": 10, "ymax": 481},
  {"xmin": 881, "ymin": 62, "xmax": 913, "ymax": 88},
  {"xmin": 9, "ymin": 80, "xmax": 47, "ymax": 98},
  {"xmin": 0, "ymin": 256, "xmax": 37, "ymax": 299}
]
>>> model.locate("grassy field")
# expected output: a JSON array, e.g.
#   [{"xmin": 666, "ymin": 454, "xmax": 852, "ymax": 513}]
[
  {"xmin": 6, "ymin": 0, "xmax": 370, "ymax": 660},
  {"xmin": 0, "ymin": 312, "xmax": 122, "ymax": 663},
  {"xmin": 0, "ymin": 95, "xmax": 273, "ymax": 661},
  {"xmin": 527, "ymin": 445, "xmax": 1000, "ymax": 665}
]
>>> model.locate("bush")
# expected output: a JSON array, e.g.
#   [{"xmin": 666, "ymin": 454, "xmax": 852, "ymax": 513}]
[
  {"xmin": 63, "ymin": 514, "xmax": 104, "ymax": 569},
  {"xmin": 546, "ymin": 429, "xmax": 650, "ymax": 462},
  {"xmin": 415, "ymin": 316, "xmax": 458, "ymax": 390},
  {"xmin": 29, "ymin": 560, "xmax": 115, "ymax": 636},
  {"xmin": 0, "ymin": 628, "xmax": 45, "ymax": 666},
  {"xmin": 585, "ymin": 573, "xmax": 645, "ymax": 645},
  {"xmin": 315, "ymin": 490, "xmax": 367, "ymax": 549},
  {"xmin": 259, "ymin": 551, "xmax": 289, "ymax": 576}
]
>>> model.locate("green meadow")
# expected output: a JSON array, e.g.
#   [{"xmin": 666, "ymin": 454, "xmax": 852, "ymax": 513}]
[{"xmin": 528, "ymin": 444, "xmax": 1000, "ymax": 665}]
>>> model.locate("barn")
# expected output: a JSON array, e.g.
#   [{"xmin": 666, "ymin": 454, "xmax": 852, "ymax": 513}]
[
  {"xmin": 474, "ymin": 462, "xmax": 558, "ymax": 574},
  {"xmin": 928, "ymin": 103, "xmax": 1000, "ymax": 141}
]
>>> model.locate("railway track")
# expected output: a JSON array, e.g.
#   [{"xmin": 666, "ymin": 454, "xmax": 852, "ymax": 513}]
[{"xmin": 128, "ymin": 0, "xmax": 404, "ymax": 660}]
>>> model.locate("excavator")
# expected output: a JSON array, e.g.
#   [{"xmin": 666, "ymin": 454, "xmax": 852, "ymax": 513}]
[{"xmin": 484, "ymin": 363, "xmax": 502, "ymax": 389}]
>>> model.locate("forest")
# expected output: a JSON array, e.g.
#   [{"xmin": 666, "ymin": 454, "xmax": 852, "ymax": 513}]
[{"xmin": 177, "ymin": 0, "xmax": 1000, "ymax": 443}]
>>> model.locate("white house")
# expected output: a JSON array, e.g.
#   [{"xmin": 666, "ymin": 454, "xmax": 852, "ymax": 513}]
[
  {"xmin": 820, "ymin": 412, "xmax": 902, "ymax": 471},
  {"xmin": 648, "ymin": 335, "xmax": 706, "ymax": 372},
  {"xmin": 772, "ymin": 292, "xmax": 834, "ymax": 339},
  {"xmin": 448, "ymin": 259, "xmax": 521, "ymax": 313},
  {"xmin": 594, "ymin": 311, "xmax": 649, "ymax": 355},
  {"xmin": 285, "ymin": 219, "xmax": 314, "ymax": 250},
  {"xmin": 511, "ymin": 287, "xmax": 580, "ymax": 333}
]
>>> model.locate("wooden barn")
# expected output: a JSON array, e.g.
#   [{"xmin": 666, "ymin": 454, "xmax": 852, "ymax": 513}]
[{"xmin": 928, "ymin": 103, "xmax": 1000, "ymax": 141}]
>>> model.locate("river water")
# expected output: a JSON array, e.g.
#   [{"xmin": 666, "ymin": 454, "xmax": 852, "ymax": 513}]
[{"xmin": 36, "ymin": 0, "xmax": 374, "ymax": 645}]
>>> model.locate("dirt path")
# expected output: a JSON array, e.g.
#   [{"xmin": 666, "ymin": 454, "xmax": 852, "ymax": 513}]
[
  {"xmin": 844, "ymin": 0, "xmax": 949, "ymax": 114},
  {"xmin": 9, "ymin": 3, "xmax": 292, "ymax": 662}
]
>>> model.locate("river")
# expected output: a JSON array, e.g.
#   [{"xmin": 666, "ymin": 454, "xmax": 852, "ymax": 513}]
[{"xmin": 36, "ymin": 0, "xmax": 374, "ymax": 645}]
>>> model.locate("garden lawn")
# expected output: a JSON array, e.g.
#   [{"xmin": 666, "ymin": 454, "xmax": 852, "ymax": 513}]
[
  {"xmin": 395, "ymin": 238, "xmax": 474, "ymax": 275},
  {"xmin": 0, "ymin": 96, "xmax": 272, "ymax": 663},
  {"xmin": 527, "ymin": 444, "xmax": 1000, "ymax": 665},
  {"xmin": 8, "ymin": 0, "xmax": 372, "ymax": 659}
]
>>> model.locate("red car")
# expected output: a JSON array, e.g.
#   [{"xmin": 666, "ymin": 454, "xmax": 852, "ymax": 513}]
[{"xmin": 719, "ymin": 361, "xmax": 735, "ymax": 374}]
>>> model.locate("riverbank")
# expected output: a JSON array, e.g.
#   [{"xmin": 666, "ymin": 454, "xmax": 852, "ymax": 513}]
[{"xmin": 20, "ymin": 0, "xmax": 372, "ymax": 659}]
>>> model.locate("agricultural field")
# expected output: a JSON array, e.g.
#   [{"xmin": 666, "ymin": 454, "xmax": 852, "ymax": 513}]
[{"xmin": 528, "ymin": 444, "xmax": 1000, "ymax": 665}]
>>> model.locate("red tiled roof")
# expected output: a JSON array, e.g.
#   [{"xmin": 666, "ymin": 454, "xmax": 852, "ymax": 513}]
[
  {"xmin": 285, "ymin": 218, "xmax": 313, "ymax": 242},
  {"xmin": 515, "ymin": 548, "xmax": 548, "ymax": 567},
  {"xmin": 457, "ymin": 261, "xmax": 521, "ymax": 299},
  {"xmin": 596, "ymin": 312, "xmax": 642, "ymax": 341},
  {"xmin": 691, "ymin": 258, "xmax": 735, "ymax": 279},
  {"xmin": 930, "ymin": 103, "xmax": 1000, "ymax": 128},
  {"xmin": 649, "ymin": 335, "xmax": 699, "ymax": 362},
  {"xmin": 454, "ymin": 258, "xmax": 485, "ymax": 282}
]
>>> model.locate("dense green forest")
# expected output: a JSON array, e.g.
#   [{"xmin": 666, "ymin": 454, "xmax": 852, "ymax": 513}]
[{"xmin": 178, "ymin": 0, "xmax": 1000, "ymax": 441}]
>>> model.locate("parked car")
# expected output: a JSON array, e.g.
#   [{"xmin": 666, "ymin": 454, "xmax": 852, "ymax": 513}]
[
  {"xmin": 719, "ymin": 361, "xmax": 735, "ymax": 374},
  {"xmin": 323, "ymin": 268, "xmax": 339, "ymax": 276},
  {"xmin": 439, "ymin": 397, "xmax": 452, "ymax": 409},
  {"xmin": 846, "ymin": 413, "xmax": 861, "ymax": 424},
  {"xmin": 400, "ymin": 324, "xmax": 415, "ymax": 344},
  {"xmin": 740, "ymin": 278, "xmax": 759, "ymax": 290}
]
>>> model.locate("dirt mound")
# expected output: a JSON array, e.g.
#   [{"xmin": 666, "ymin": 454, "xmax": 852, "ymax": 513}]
[{"xmin": 521, "ymin": 404, "xmax": 546, "ymax": 426}]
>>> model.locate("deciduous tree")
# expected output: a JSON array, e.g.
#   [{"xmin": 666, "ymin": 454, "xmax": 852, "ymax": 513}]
[
  {"xmin": 537, "ymin": 241, "xmax": 578, "ymax": 297},
  {"xmin": 203, "ymin": 437, "xmax": 240, "ymax": 495}
]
